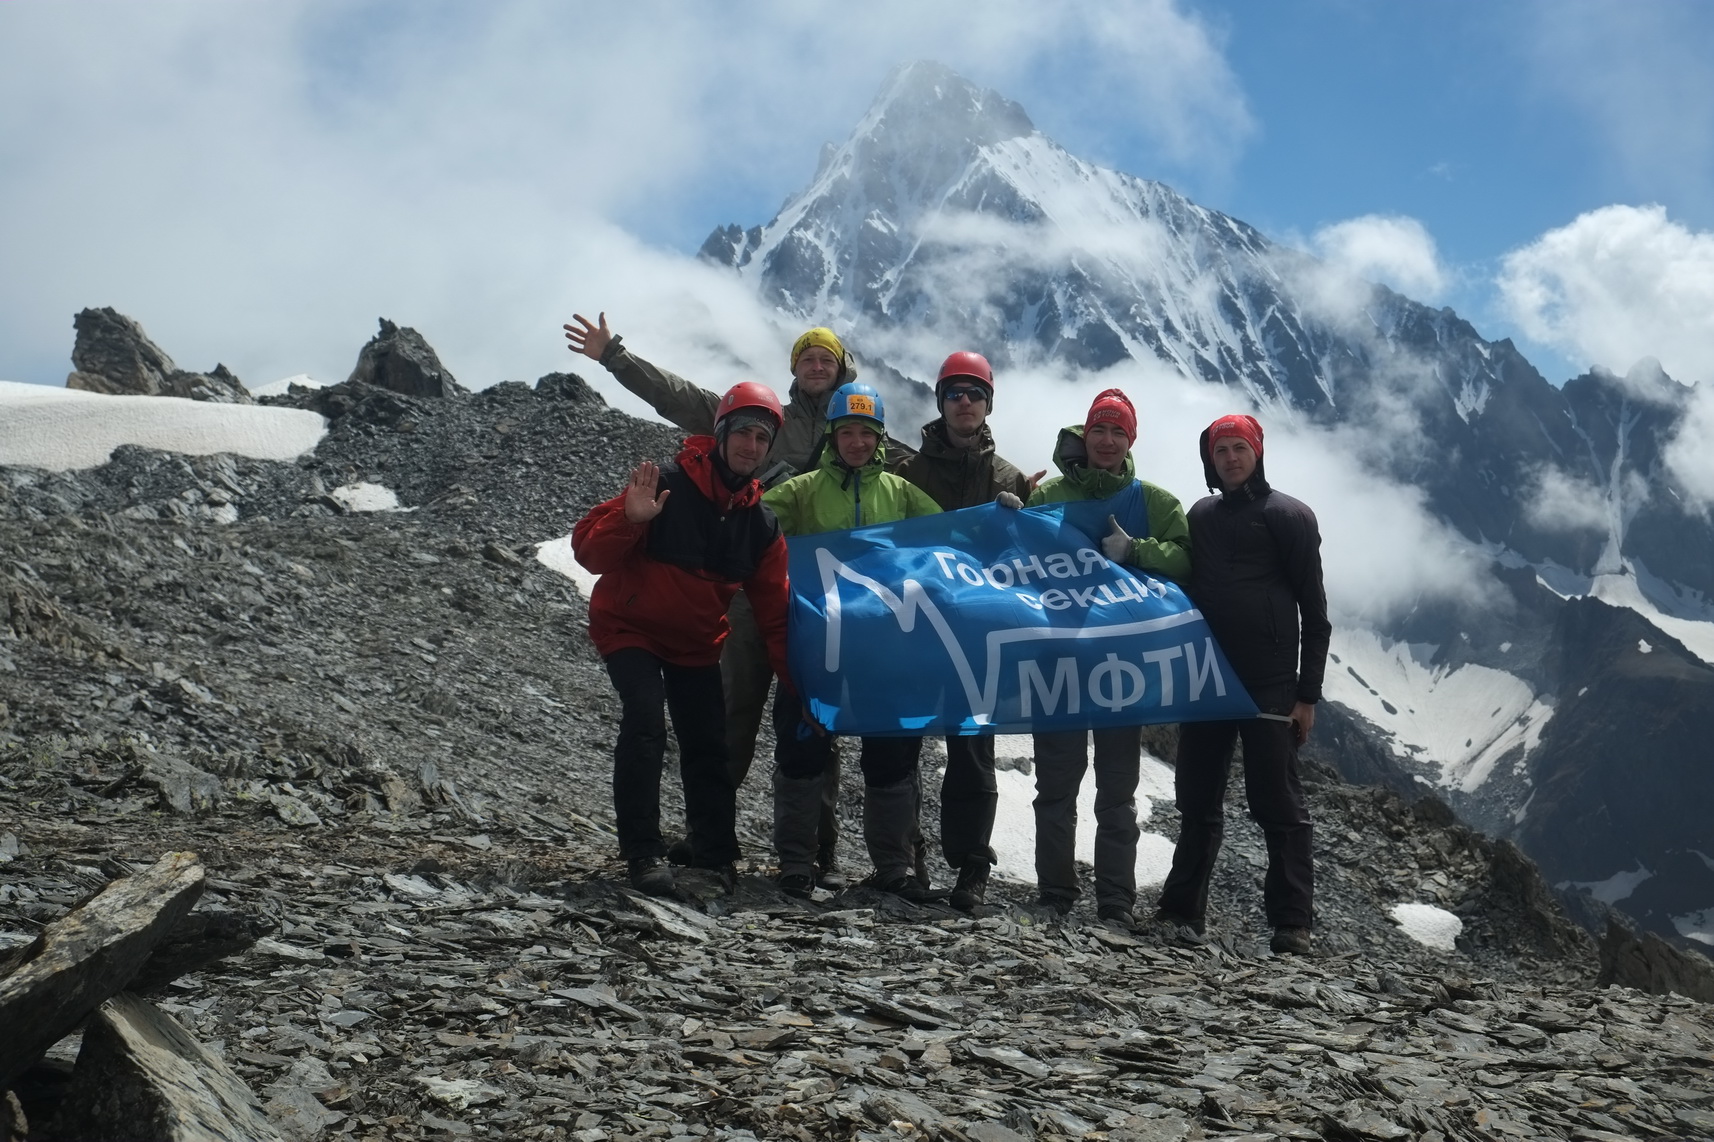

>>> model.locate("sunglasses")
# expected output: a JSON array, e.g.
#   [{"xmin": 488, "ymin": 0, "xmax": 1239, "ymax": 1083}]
[{"xmin": 942, "ymin": 385, "xmax": 988, "ymax": 404}]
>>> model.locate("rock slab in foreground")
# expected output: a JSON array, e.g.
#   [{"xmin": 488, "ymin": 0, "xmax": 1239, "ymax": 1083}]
[
  {"xmin": 48, "ymin": 990, "xmax": 284, "ymax": 1142},
  {"xmin": 0, "ymin": 850, "xmax": 205, "ymax": 1087}
]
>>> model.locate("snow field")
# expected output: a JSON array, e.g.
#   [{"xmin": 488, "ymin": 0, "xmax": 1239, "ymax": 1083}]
[
  {"xmin": 0, "ymin": 380, "xmax": 325, "ymax": 471},
  {"xmin": 1323, "ymin": 628, "xmax": 1552, "ymax": 792}
]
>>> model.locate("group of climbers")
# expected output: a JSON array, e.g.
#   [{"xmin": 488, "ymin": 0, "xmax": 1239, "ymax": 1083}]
[{"xmin": 564, "ymin": 313, "xmax": 1328, "ymax": 955}]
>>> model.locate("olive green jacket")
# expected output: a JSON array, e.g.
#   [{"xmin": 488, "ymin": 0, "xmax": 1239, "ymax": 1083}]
[
  {"xmin": 891, "ymin": 419, "xmax": 1032, "ymax": 511},
  {"xmin": 600, "ymin": 342, "xmax": 838, "ymax": 487}
]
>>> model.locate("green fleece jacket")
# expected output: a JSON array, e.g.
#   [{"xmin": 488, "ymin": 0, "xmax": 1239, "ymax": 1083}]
[
  {"xmin": 764, "ymin": 439, "xmax": 941, "ymax": 537},
  {"xmin": 1027, "ymin": 425, "xmax": 1191, "ymax": 581}
]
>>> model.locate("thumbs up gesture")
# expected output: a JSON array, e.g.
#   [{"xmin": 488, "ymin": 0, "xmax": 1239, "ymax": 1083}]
[{"xmin": 1101, "ymin": 514, "xmax": 1133, "ymax": 564}]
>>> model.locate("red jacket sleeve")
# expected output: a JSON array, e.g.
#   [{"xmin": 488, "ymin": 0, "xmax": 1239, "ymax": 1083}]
[
  {"xmin": 743, "ymin": 534, "xmax": 794, "ymax": 684},
  {"xmin": 571, "ymin": 492, "xmax": 646, "ymax": 574}
]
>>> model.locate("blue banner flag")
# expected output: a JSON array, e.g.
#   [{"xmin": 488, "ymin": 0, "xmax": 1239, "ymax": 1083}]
[{"xmin": 785, "ymin": 488, "xmax": 1258, "ymax": 736}]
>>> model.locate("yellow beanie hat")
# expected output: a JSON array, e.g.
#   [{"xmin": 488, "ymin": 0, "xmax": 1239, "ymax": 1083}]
[{"xmin": 790, "ymin": 327, "xmax": 846, "ymax": 372}]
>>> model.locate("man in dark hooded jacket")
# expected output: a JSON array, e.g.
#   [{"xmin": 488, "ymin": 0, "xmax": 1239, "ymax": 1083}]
[
  {"xmin": 1154, "ymin": 413, "xmax": 1330, "ymax": 955},
  {"xmin": 891, "ymin": 351, "xmax": 1042, "ymax": 912}
]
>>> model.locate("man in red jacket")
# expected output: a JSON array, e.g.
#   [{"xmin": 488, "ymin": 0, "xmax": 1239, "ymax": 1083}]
[{"xmin": 571, "ymin": 383, "xmax": 794, "ymax": 896}]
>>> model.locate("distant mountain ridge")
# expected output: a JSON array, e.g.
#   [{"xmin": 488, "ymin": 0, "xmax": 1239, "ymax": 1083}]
[{"xmin": 699, "ymin": 60, "xmax": 1714, "ymax": 955}]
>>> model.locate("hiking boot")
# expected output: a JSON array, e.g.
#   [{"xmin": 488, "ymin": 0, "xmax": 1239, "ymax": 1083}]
[
  {"xmin": 1270, "ymin": 926, "xmax": 1313, "ymax": 955},
  {"xmin": 1097, "ymin": 903, "xmax": 1135, "ymax": 928},
  {"xmin": 777, "ymin": 872, "xmax": 815, "ymax": 899},
  {"xmin": 949, "ymin": 860, "xmax": 990, "ymax": 913},
  {"xmin": 871, "ymin": 871, "xmax": 933, "ymax": 903},
  {"xmin": 698, "ymin": 862, "xmax": 737, "ymax": 893},
  {"xmin": 1038, "ymin": 892, "xmax": 1075, "ymax": 917},
  {"xmin": 627, "ymin": 856, "xmax": 675, "ymax": 897},
  {"xmin": 665, "ymin": 838, "xmax": 694, "ymax": 867},
  {"xmin": 1148, "ymin": 909, "xmax": 1207, "ymax": 946}
]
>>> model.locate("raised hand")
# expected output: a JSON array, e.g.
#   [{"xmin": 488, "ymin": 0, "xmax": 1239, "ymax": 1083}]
[
  {"xmin": 563, "ymin": 311, "xmax": 613, "ymax": 361},
  {"xmin": 622, "ymin": 461, "xmax": 670, "ymax": 523}
]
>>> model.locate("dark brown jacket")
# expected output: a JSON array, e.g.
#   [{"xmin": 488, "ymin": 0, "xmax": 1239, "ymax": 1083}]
[{"xmin": 891, "ymin": 419, "xmax": 1031, "ymax": 511}]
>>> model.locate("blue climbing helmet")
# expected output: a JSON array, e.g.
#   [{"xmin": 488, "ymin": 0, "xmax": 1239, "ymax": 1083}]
[{"xmin": 826, "ymin": 381, "xmax": 885, "ymax": 431}]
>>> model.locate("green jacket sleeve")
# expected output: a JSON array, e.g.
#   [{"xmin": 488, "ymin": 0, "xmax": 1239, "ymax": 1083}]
[
  {"xmin": 761, "ymin": 480, "xmax": 800, "ymax": 538},
  {"xmin": 603, "ymin": 345, "xmax": 720, "ymax": 435},
  {"xmin": 1131, "ymin": 483, "xmax": 1191, "ymax": 582}
]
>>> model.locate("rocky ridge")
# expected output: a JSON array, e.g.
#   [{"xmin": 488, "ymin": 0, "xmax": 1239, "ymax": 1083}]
[
  {"xmin": 64, "ymin": 307, "xmax": 253, "ymax": 405},
  {"xmin": 3, "ymin": 317, "xmax": 1713, "ymax": 1140}
]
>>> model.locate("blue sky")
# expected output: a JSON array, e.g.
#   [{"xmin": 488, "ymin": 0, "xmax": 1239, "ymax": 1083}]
[{"xmin": 3, "ymin": 0, "xmax": 1712, "ymax": 392}]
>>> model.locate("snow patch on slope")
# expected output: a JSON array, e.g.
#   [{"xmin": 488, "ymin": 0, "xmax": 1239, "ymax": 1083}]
[
  {"xmin": 536, "ymin": 536, "xmax": 599, "ymax": 599},
  {"xmin": 1324, "ymin": 629, "xmax": 1551, "ymax": 792},
  {"xmin": 1590, "ymin": 570, "xmax": 1714, "ymax": 665},
  {"xmin": 1564, "ymin": 863, "xmax": 1653, "ymax": 905},
  {"xmin": 1674, "ymin": 908, "xmax": 1714, "ymax": 948},
  {"xmin": 1496, "ymin": 546, "xmax": 1714, "ymax": 666},
  {"xmin": 0, "ymin": 380, "xmax": 326, "ymax": 471},
  {"xmin": 1390, "ymin": 902, "xmax": 1462, "ymax": 951}
]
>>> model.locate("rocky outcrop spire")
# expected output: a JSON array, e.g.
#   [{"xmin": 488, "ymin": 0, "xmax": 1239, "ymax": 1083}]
[
  {"xmin": 345, "ymin": 318, "xmax": 462, "ymax": 399},
  {"xmin": 65, "ymin": 307, "xmax": 253, "ymax": 404}
]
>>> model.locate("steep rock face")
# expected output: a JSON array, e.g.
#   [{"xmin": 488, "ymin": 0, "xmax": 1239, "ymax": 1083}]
[
  {"xmin": 345, "ymin": 318, "xmax": 462, "ymax": 399},
  {"xmin": 65, "ymin": 307, "xmax": 253, "ymax": 404},
  {"xmin": 1516, "ymin": 599, "xmax": 1714, "ymax": 924}
]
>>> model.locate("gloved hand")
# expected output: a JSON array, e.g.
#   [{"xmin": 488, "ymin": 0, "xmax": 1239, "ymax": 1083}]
[
  {"xmin": 994, "ymin": 491, "xmax": 1023, "ymax": 510},
  {"xmin": 1101, "ymin": 514, "xmax": 1133, "ymax": 563}
]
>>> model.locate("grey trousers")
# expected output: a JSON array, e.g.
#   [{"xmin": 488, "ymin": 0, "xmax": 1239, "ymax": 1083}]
[
  {"xmin": 1032, "ymin": 727, "xmax": 1142, "ymax": 912},
  {"xmin": 721, "ymin": 591, "xmax": 840, "ymax": 860}
]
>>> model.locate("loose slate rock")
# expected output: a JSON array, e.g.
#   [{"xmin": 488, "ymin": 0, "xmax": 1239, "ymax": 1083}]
[
  {"xmin": 0, "ymin": 851, "xmax": 205, "ymax": 1088},
  {"xmin": 49, "ymin": 991, "xmax": 284, "ymax": 1142}
]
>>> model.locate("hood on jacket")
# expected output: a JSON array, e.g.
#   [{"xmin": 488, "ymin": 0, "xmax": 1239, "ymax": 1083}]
[
  {"xmin": 1050, "ymin": 424, "xmax": 1135, "ymax": 497},
  {"xmin": 819, "ymin": 424, "xmax": 889, "ymax": 488},
  {"xmin": 1196, "ymin": 426, "xmax": 1270, "ymax": 498}
]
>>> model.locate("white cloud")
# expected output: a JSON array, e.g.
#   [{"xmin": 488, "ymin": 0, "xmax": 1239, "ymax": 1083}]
[
  {"xmin": 1663, "ymin": 384, "xmax": 1714, "ymax": 509},
  {"xmin": 0, "ymin": 0, "xmax": 1251, "ymax": 393},
  {"xmin": 977, "ymin": 360, "xmax": 1496, "ymax": 627},
  {"xmin": 1523, "ymin": 466, "xmax": 1611, "ymax": 534},
  {"xmin": 1310, "ymin": 215, "xmax": 1448, "ymax": 300},
  {"xmin": 1497, "ymin": 205, "xmax": 1714, "ymax": 386}
]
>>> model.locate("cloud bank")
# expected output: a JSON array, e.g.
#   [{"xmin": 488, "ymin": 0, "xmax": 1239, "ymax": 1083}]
[
  {"xmin": 0, "ymin": 0, "xmax": 1250, "ymax": 396},
  {"xmin": 1497, "ymin": 205, "xmax": 1714, "ymax": 385}
]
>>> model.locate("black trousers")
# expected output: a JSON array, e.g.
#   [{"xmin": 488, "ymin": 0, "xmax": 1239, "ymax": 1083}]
[
  {"xmin": 1158, "ymin": 684, "xmax": 1314, "ymax": 929},
  {"xmin": 773, "ymin": 693, "xmax": 921, "ymax": 787},
  {"xmin": 605, "ymin": 647, "xmax": 738, "ymax": 866},
  {"xmin": 940, "ymin": 734, "xmax": 998, "ymax": 869}
]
